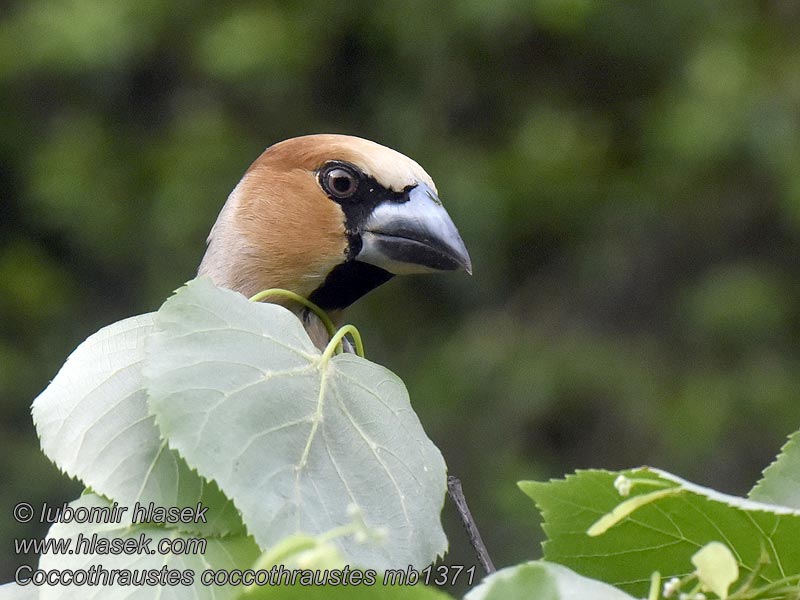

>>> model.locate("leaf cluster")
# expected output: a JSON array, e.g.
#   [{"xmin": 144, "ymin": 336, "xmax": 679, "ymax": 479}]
[
  {"xmin": 13, "ymin": 279, "xmax": 447, "ymax": 599},
  {"xmin": 3, "ymin": 279, "xmax": 800, "ymax": 599}
]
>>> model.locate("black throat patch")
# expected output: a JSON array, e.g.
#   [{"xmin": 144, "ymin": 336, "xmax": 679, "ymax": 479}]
[{"xmin": 308, "ymin": 261, "xmax": 394, "ymax": 311}]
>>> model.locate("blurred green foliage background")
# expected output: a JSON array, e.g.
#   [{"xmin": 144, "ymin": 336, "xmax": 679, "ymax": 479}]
[{"xmin": 2, "ymin": 0, "xmax": 800, "ymax": 584}]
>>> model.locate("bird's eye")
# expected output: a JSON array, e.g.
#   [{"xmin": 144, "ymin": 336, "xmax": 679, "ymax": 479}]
[{"xmin": 323, "ymin": 167, "xmax": 358, "ymax": 199}]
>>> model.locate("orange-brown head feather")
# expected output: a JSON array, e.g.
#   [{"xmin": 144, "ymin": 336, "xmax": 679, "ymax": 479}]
[
  {"xmin": 199, "ymin": 134, "xmax": 470, "ymax": 343},
  {"xmin": 199, "ymin": 134, "xmax": 440, "ymax": 299}
]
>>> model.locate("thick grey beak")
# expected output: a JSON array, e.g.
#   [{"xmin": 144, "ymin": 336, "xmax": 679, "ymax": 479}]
[{"xmin": 356, "ymin": 182, "xmax": 472, "ymax": 275}]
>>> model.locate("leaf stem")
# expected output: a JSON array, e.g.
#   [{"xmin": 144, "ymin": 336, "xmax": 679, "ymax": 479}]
[
  {"xmin": 249, "ymin": 288, "xmax": 336, "ymax": 338},
  {"xmin": 647, "ymin": 571, "xmax": 660, "ymax": 600},
  {"xmin": 321, "ymin": 324, "xmax": 365, "ymax": 361},
  {"xmin": 733, "ymin": 573, "xmax": 800, "ymax": 599}
]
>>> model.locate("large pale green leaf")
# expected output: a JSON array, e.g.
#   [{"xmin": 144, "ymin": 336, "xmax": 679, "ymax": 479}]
[
  {"xmin": 0, "ymin": 583, "xmax": 37, "ymax": 600},
  {"xmin": 241, "ymin": 580, "xmax": 452, "ymax": 599},
  {"xmin": 750, "ymin": 429, "xmax": 800, "ymax": 509},
  {"xmin": 37, "ymin": 492, "xmax": 259, "ymax": 600},
  {"xmin": 145, "ymin": 279, "xmax": 447, "ymax": 570},
  {"xmin": 464, "ymin": 561, "xmax": 636, "ymax": 600},
  {"xmin": 521, "ymin": 468, "xmax": 800, "ymax": 597},
  {"xmin": 31, "ymin": 313, "xmax": 241, "ymax": 536},
  {"xmin": 238, "ymin": 535, "xmax": 453, "ymax": 599}
]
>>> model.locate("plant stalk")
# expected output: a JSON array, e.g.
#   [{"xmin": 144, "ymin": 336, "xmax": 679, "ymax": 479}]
[{"xmin": 447, "ymin": 475, "xmax": 495, "ymax": 575}]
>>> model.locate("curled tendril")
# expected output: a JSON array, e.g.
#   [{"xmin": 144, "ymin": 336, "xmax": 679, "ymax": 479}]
[
  {"xmin": 249, "ymin": 288, "xmax": 364, "ymax": 358},
  {"xmin": 322, "ymin": 324, "xmax": 365, "ymax": 361},
  {"xmin": 249, "ymin": 288, "xmax": 336, "ymax": 338}
]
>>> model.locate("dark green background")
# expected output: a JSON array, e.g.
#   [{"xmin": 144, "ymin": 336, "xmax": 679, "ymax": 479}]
[{"xmin": 2, "ymin": 0, "xmax": 799, "ymax": 585}]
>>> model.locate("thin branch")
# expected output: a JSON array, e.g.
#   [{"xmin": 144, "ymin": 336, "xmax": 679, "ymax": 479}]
[{"xmin": 447, "ymin": 475, "xmax": 496, "ymax": 575}]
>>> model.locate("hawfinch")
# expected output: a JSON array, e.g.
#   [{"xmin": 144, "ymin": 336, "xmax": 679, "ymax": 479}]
[{"xmin": 198, "ymin": 134, "xmax": 471, "ymax": 347}]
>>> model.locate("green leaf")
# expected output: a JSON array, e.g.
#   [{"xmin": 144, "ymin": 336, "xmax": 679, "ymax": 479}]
[
  {"xmin": 145, "ymin": 279, "xmax": 448, "ymax": 570},
  {"xmin": 31, "ymin": 313, "xmax": 242, "ymax": 536},
  {"xmin": 239, "ymin": 578, "xmax": 452, "ymax": 600},
  {"xmin": 236, "ymin": 531, "xmax": 453, "ymax": 599},
  {"xmin": 464, "ymin": 561, "xmax": 636, "ymax": 600},
  {"xmin": 520, "ymin": 468, "xmax": 800, "ymax": 597},
  {"xmin": 37, "ymin": 492, "xmax": 260, "ymax": 600},
  {"xmin": 750, "ymin": 429, "xmax": 800, "ymax": 509},
  {"xmin": 250, "ymin": 532, "xmax": 345, "ymax": 572},
  {"xmin": 0, "ymin": 582, "xmax": 37, "ymax": 600}
]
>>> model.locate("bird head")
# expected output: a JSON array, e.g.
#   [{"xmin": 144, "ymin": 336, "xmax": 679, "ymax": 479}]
[{"xmin": 198, "ymin": 134, "xmax": 471, "ymax": 314}]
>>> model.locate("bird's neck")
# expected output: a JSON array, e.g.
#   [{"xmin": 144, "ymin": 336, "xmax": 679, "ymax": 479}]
[{"xmin": 299, "ymin": 307, "xmax": 343, "ymax": 351}]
